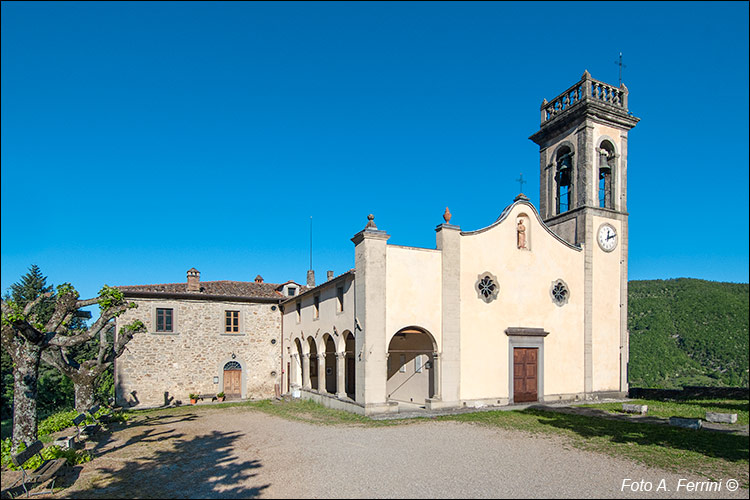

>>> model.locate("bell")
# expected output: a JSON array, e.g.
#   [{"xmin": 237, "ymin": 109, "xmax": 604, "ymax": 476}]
[{"xmin": 599, "ymin": 150, "xmax": 611, "ymax": 173}]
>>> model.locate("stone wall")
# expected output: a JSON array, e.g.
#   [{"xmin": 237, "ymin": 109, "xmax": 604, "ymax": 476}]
[{"xmin": 115, "ymin": 297, "xmax": 281, "ymax": 408}]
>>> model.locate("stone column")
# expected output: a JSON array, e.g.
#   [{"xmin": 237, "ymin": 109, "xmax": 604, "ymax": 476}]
[
  {"xmin": 302, "ymin": 354, "xmax": 310, "ymax": 389},
  {"xmin": 336, "ymin": 353, "xmax": 346, "ymax": 398},
  {"xmin": 317, "ymin": 353, "xmax": 326, "ymax": 393},
  {"xmin": 432, "ymin": 352, "xmax": 442, "ymax": 399}
]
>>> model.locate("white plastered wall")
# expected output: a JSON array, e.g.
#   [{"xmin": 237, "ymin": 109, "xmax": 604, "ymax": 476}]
[
  {"xmin": 458, "ymin": 203, "xmax": 586, "ymax": 400},
  {"xmin": 591, "ymin": 215, "xmax": 623, "ymax": 392},
  {"xmin": 384, "ymin": 245, "xmax": 442, "ymax": 350}
]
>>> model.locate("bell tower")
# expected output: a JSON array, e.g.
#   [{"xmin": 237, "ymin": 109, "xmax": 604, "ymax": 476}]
[{"xmin": 529, "ymin": 71, "xmax": 639, "ymax": 397}]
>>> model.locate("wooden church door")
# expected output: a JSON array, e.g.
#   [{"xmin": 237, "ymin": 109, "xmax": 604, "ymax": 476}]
[{"xmin": 513, "ymin": 348, "xmax": 538, "ymax": 403}]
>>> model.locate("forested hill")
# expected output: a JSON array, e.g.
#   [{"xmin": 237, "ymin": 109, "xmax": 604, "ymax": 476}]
[{"xmin": 628, "ymin": 278, "xmax": 749, "ymax": 389}]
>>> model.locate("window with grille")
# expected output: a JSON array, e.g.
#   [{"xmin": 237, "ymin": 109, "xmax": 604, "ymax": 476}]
[
  {"xmin": 156, "ymin": 308, "xmax": 173, "ymax": 332},
  {"xmin": 225, "ymin": 310, "xmax": 240, "ymax": 333}
]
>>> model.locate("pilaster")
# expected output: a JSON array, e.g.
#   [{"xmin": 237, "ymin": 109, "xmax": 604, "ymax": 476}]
[
  {"xmin": 435, "ymin": 223, "xmax": 461, "ymax": 404},
  {"xmin": 351, "ymin": 215, "xmax": 390, "ymax": 405}
]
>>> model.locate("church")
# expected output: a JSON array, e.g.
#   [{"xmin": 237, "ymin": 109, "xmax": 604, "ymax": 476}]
[{"xmin": 115, "ymin": 71, "xmax": 639, "ymax": 414}]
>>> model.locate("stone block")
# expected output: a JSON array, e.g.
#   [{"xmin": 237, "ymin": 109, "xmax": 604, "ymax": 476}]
[
  {"xmin": 669, "ymin": 417, "xmax": 702, "ymax": 430},
  {"xmin": 622, "ymin": 403, "xmax": 647, "ymax": 415},
  {"xmin": 53, "ymin": 436, "xmax": 76, "ymax": 450},
  {"xmin": 705, "ymin": 412, "xmax": 737, "ymax": 424}
]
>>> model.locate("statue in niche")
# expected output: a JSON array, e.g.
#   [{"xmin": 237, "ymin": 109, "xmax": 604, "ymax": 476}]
[{"xmin": 517, "ymin": 219, "xmax": 527, "ymax": 249}]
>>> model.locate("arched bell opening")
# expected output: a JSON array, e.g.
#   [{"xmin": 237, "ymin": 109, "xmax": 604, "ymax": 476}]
[
  {"xmin": 597, "ymin": 140, "xmax": 616, "ymax": 209},
  {"xmin": 555, "ymin": 146, "xmax": 573, "ymax": 214}
]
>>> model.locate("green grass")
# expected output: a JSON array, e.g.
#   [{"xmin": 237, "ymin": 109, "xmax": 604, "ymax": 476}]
[
  {"xmin": 580, "ymin": 398, "xmax": 749, "ymax": 425},
  {"xmin": 440, "ymin": 407, "xmax": 748, "ymax": 486}
]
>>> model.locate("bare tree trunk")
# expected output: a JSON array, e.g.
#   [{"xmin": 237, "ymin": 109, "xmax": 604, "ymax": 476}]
[
  {"xmin": 71, "ymin": 367, "xmax": 103, "ymax": 412},
  {"xmin": 73, "ymin": 376, "xmax": 96, "ymax": 413},
  {"xmin": 12, "ymin": 343, "xmax": 42, "ymax": 445}
]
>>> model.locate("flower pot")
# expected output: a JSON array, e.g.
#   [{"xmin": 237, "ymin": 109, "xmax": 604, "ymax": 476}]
[
  {"xmin": 217, "ymin": 397, "xmax": 225, "ymax": 402},
  {"xmin": 190, "ymin": 398, "xmax": 197, "ymax": 405}
]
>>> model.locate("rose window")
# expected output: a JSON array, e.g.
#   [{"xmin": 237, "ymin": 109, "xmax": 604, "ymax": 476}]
[
  {"xmin": 475, "ymin": 272, "xmax": 499, "ymax": 303},
  {"xmin": 550, "ymin": 280, "xmax": 570, "ymax": 306}
]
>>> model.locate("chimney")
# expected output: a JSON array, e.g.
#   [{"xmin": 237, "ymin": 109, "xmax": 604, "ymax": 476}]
[
  {"xmin": 255, "ymin": 275, "xmax": 264, "ymax": 284},
  {"xmin": 327, "ymin": 270, "xmax": 334, "ymax": 281},
  {"xmin": 187, "ymin": 268, "xmax": 200, "ymax": 292},
  {"xmin": 306, "ymin": 269, "xmax": 315, "ymax": 287}
]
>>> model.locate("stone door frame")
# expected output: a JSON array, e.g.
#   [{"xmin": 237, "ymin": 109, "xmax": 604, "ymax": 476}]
[{"xmin": 218, "ymin": 357, "xmax": 246, "ymax": 400}]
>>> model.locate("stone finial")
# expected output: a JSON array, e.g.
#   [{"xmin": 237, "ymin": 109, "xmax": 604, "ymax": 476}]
[
  {"xmin": 187, "ymin": 268, "xmax": 200, "ymax": 292},
  {"xmin": 514, "ymin": 193, "xmax": 529, "ymax": 202},
  {"xmin": 582, "ymin": 69, "xmax": 591, "ymax": 79},
  {"xmin": 365, "ymin": 214, "xmax": 378, "ymax": 229},
  {"xmin": 541, "ymin": 98, "xmax": 548, "ymax": 105},
  {"xmin": 443, "ymin": 207, "xmax": 452, "ymax": 224}
]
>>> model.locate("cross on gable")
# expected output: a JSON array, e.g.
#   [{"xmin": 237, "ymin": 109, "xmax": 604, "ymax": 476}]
[{"xmin": 516, "ymin": 173, "xmax": 526, "ymax": 193}]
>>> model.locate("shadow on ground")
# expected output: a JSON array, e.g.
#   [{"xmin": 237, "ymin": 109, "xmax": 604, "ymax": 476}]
[
  {"xmin": 524, "ymin": 406, "xmax": 749, "ymax": 463},
  {"xmin": 68, "ymin": 427, "xmax": 268, "ymax": 499}
]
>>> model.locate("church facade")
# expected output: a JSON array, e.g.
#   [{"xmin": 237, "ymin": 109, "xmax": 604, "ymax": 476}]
[{"xmin": 115, "ymin": 71, "xmax": 638, "ymax": 414}]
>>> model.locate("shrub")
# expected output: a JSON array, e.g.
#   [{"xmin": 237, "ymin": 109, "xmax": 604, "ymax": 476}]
[
  {"xmin": 38, "ymin": 410, "xmax": 79, "ymax": 436},
  {"xmin": 1, "ymin": 438, "xmax": 91, "ymax": 470}
]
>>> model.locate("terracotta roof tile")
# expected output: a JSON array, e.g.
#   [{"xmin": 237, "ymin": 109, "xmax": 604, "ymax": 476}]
[{"xmin": 118, "ymin": 280, "xmax": 310, "ymax": 300}]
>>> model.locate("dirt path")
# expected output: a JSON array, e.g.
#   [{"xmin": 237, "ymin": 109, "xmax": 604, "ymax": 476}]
[{"xmin": 3, "ymin": 406, "xmax": 746, "ymax": 498}]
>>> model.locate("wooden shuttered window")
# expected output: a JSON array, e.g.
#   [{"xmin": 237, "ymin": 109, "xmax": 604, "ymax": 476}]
[{"xmin": 225, "ymin": 310, "xmax": 240, "ymax": 333}]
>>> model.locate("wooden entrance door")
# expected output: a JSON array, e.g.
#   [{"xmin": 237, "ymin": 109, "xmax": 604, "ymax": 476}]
[
  {"xmin": 224, "ymin": 369, "xmax": 241, "ymax": 397},
  {"xmin": 513, "ymin": 348, "xmax": 538, "ymax": 403}
]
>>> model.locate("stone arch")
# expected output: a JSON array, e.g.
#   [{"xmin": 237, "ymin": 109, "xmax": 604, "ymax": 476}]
[
  {"xmin": 307, "ymin": 336, "xmax": 319, "ymax": 390},
  {"xmin": 343, "ymin": 330, "xmax": 356, "ymax": 399},
  {"xmin": 217, "ymin": 357, "xmax": 246, "ymax": 400},
  {"xmin": 553, "ymin": 143, "xmax": 575, "ymax": 215},
  {"xmin": 596, "ymin": 137, "xmax": 618, "ymax": 209},
  {"xmin": 322, "ymin": 333, "xmax": 337, "ymax": 394},
  {"xmin": 386, "ymin": 327, "xmax": 437, "ymax": 405},
  {"xmin": 292, "ymin": 338, "xmax": 304, "ymax": 388}
]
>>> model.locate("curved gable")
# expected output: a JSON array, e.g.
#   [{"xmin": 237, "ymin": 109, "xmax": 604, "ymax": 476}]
[{"xmin": 460, "ymin": 199, "xmax": 582, "ymax": 252}]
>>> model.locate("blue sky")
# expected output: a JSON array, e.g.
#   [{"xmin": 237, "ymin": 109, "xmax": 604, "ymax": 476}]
[{"xmin": 2, "ymin": 1, "xmax": 748, "ymax": 302}]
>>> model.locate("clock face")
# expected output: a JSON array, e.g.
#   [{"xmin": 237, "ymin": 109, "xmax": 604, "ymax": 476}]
[{"xmin": 597, "ymin": 224, "xmax": 617, "ymax": 252}]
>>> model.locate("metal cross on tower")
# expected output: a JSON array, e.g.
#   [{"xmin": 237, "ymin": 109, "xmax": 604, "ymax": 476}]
[
  {"xmin": 614, "ymin": 52, "xmax": 627, "ymax": 86},
  {"xmin": 516, "ymin": 173, "xmax": 526, "ymax": 193}
]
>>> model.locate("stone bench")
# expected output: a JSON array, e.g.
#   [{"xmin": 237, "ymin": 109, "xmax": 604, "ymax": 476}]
[
  {"xmin": 669, "ymin": 417, "xmax": 702, "ymax": 430},
  {"xmin": 622, "ymin": 403, "xmax": 648, "ymax": 415},
  {"xmin": 705, "ymin": 412, "xmax": 738, "ymax": 424}
]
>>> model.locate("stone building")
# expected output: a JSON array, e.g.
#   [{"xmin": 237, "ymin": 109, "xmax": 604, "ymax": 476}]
[
  {"xmin": 117, "ymin": 71, "xmax": 638, "ymax": 415},
  {"xmin": 114, "ymin": 270, "xmax": 303, "ymax": 407}
]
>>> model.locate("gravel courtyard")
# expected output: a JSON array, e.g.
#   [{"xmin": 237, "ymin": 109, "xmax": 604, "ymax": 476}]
[{"xmin": 7, "ymin": 405, "xmax": 747, "ymax": 499}]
